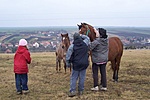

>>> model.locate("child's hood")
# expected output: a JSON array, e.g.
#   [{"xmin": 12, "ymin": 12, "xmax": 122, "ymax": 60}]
[{"xmin": 16, "ymin": 46, "xmax": 27, "ymax": 54}]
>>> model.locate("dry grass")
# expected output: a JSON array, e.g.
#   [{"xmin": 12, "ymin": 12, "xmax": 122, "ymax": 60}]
[{"xmin": 0, "ymin": 50, "xmax": 150, "ymax": 100}]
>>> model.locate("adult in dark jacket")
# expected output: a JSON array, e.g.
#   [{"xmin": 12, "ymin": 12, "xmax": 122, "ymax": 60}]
[
  {"xmin": 66, "ymin": 33, "xmax": 90, "ymax": 97},
  {"xmin": 14, "ymin": 39, "xmax": 31, "ymax": 94},
  {"xmin": 90, "ymin": 28, "xmax": 108, "ymax": 91}
]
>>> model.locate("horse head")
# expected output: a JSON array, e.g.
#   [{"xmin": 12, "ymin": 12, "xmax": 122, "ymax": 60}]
[
  {"xmin": 61, "ymin": 33, "xmax": 70, "ymax": 51},
  {"xmin": 77, "ymin": 23, "xmax": 96, "ymax": 41}
]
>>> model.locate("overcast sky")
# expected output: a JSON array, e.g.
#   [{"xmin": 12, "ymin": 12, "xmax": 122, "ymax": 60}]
[{"xmin": 0, "ymin": 0, "xmax": 150, "ymax": 27}]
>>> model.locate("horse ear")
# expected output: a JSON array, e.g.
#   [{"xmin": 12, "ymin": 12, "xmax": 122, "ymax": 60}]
[
  {"xmin": 61, "ymin": 34, "xmax": 63, "ymax": 36},
  {"xmin": 77, "ymin": 22, "xmax": 81, "ymax": 26},
  {"xmin": 66, "ymin": 33, "xmax": 68, "ymax": 36},
  {"xmin": 81, "ymin": 23, "xmax": 86, "ymax": 28}
]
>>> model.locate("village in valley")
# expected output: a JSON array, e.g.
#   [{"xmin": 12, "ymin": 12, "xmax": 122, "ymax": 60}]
[
  {"xmin": 0, "ymin": 26, "xmax": 150, "ymax": 53},
  {"xmin": 0, "ymin": 27, "xmax": 70, "ymax": 53}
]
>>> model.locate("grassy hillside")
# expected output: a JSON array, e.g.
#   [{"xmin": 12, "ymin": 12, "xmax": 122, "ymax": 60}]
[{"xmin": 0, "ymin": 50, "xmax": 150, "ymax": 100}]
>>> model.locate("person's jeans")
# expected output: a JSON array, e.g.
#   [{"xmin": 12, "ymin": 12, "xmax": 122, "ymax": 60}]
[
  {"xmin": 15, "ymin": 73, "xmax": 28, "ymax": 92},
  {"xmin": 70, "ymin": 69, "xmax": 86, "ymax": 92}
]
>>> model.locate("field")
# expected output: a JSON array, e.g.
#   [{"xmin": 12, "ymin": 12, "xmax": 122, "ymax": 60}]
[{"xmin": 0, "ymin": 50, "xmax": 150, "ymax": 100}]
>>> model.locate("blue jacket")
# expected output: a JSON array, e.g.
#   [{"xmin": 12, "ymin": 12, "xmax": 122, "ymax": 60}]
[{"xmin": 66, "ymin": 34, "xmax": 90, "ymax": 71}]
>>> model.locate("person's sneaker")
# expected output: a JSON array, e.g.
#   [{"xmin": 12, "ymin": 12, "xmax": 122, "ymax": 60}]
[
  {"xmin": 78, "ymin": 91, "xmax": 83, "ymax": 95},
  {"xmin": 91, "ymin": 86, "xmax": 99, "ymax": 91},
  {"xmin": 16, "ymin": 91, "xmax": 22, "ymax": 95},
  {"xmin": 100, "ymin": 87, "xmax": 107, "ymax": 91},
  {"xmin": 68, "ymin": 91, "xmax": 76, "ymax": 97},
  {"xmin": 22, "ymin": 90, "xmax": 29, "ymax": 94}
]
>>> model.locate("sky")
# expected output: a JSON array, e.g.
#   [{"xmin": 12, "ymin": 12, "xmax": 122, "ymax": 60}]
[{"xmin": 0, "ymin": 0, "xmax": 150, "ymax": 27}]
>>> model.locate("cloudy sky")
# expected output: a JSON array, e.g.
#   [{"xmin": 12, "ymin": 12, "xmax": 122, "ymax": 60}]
[{"xmin": 0, "ymin": 0, "xmax": 150, "ymax": 27}]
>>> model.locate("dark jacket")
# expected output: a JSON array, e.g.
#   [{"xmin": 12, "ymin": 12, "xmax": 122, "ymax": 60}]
[
  {"xmin": 14, "ymin": 46, "xmax": 31, "ymax": 74},
  {"xmin": 66, "ymin": 33, "xmax": 90, "ymax": 71}
]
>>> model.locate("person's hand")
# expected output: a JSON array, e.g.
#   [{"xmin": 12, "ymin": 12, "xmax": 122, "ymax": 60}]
[{"xmin": 94, "ymin": 28, "xmax": 100, "ymax": 38}]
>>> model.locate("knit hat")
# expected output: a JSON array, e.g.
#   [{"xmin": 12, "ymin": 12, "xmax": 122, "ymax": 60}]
[
  {"xmin": 19, "ymin": 39, "xmax": 27, "ymax": 46},
  {"xmin": 98, "ymin": 28, "xmax": 108, "ymax": 38}
]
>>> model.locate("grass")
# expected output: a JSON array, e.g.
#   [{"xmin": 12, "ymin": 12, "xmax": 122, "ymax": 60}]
[{"xmin": 0, "ymin": 50, "xmax": 150, "ymax": 100}]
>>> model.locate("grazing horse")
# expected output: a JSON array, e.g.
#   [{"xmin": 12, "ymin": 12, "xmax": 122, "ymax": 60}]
[
  {"xmin": 55, "ymin": 33, "xmax": 71, "ymax": 73},
  {"xmin": 78, "ymin": 23, "xmax": 123, "ymax": 82}
]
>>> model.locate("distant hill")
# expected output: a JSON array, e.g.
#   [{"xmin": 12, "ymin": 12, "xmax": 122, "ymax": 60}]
[
  {"xmin": 104, "ymin": 27, "xmax": 150, "ymax": 38},
  {"xmin": 0, "ymin": 26, "xmax": 150, "ymax": 38}
]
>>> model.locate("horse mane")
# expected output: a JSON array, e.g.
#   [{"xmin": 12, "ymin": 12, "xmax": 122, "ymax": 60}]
[
  {"xmin": 82, "ymin": 23, "xmax": 88, "ymax": 25},
  {"xmin": 81, "ymin": 23, "xmax": 96, "ymax": 41}
]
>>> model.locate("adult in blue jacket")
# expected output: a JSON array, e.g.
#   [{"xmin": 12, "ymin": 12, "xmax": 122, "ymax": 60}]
[{"xmin": 66, "ymin": 32, "xmax": 90, "ymax": 97}]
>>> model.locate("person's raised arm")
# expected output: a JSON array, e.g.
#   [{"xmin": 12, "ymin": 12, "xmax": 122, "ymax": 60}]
[{"xmin": 81, "ymin": 34, "xmax": 90, "ymax": 46}]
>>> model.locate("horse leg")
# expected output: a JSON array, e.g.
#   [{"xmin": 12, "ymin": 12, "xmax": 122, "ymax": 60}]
[
  {"xmin": 111, "ymin": 60, "xmax": 117, "ymax": 82},
  {"xmin": 63, "ymin": 59, "xmax": 66, "ymax": 73},
  {"xmin": 115, "ymin": 55, "xmax": 122, "ymax": 82},
  {"xmin": 114, "ymin": 58, "xmax": 120, "ymax": 82},
  {"xmin": 64, "ymin": 63, "xmax": 66, "ymax": 73},
  {"xmin": 116, "ymin": 70, "xmax": 119, "ymax": 82},
  {"xmin": 56, "ymin": 58, "xmax": 58, "ymax": 72},
  {"xmin": 58, "ymin": 59, "xmax": 61, "ymax": 71}
]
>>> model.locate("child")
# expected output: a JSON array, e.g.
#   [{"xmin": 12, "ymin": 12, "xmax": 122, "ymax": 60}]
[{"xmin": 14, "ymin": 39, "xmax": 31, "ymax": 94}]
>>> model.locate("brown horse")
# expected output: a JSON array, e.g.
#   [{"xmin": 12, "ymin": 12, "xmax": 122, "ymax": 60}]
[
  {"xmin": 55, "ymin": 33, "xmax": 71, "ymax": 73},
  {"xmin": 78, "ymin": 23, "xmax": 123, "ymax": 82}
]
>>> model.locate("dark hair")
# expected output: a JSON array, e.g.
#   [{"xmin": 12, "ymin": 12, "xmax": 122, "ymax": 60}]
[{"xmin": 98, "ymin": 28, "xmax": 108, "ymax": 38}]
